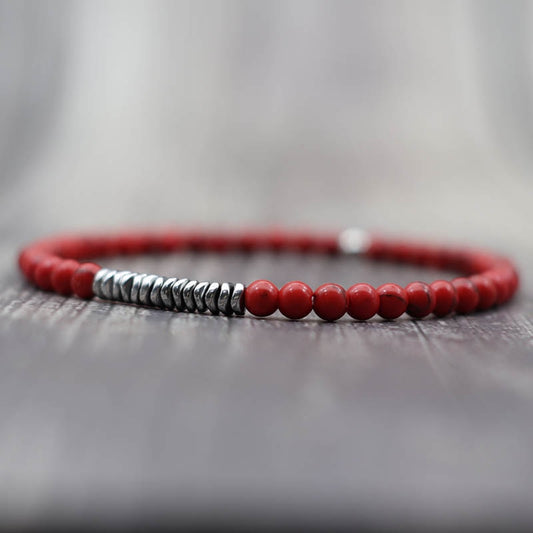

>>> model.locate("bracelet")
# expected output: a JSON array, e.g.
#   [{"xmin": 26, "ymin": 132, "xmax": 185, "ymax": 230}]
[{"xmin": 17, "ymin": 228, "xmax": 519, "ymax": 322}]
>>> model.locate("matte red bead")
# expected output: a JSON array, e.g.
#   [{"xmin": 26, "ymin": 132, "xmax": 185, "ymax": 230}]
[
  {"xmin": 245, "ymin": 280, "xmax": 279, "ymax": 317},
  {"xmin": 484, "ymin": 269, "xmax": 510, "ymax": 305},
  {"xmin": 405, "ymin": 281, "xmax": 436, "ymax": 318},
  {"xmin": 452, "ymin": 278, "xmax": 479, "ymax": 314},
  {"xmin": 34, "ymin": 256, "xmax": 62, "ymax": 291},
  {"xmin": 377, "ymin": 283, "xmax": 408, "ymax": 319},
  {"xmin": 72, "ymin": 263, "xmax": 101, "ymax": 299},
  {"xmin": 50, "ymin": 259, "xmax": 80, "ymax": 296},
  {"xmin": 469, "ymin": 274, "xmax": 497, "ymax": 310},
  {"xmin": 346, "ymin": 283, "xmax": 379, "ymax": 320},
  {"xmin": 313, "ymin": 283, "xmax": 346, "ymax": 321},
  {"xmin": 279, "ymin": 281, "xmax": 313, "ymax": 319},
  {"xmin": 430, "ymin": 280, "xmax": 457, "ymax": 317},
  {"xmin": 19, "ymin": 249, "xmax": 49, "ymax": 283}
]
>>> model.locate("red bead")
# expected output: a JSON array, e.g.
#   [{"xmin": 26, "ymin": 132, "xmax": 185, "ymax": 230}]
[
  {"xmin": 50, "ymin": 259, "xmax": 80, "ymax": 295},
  {"xmin": 484, "ymin": 269, "xmax": 511, "ymax": 305},
  {"xmin": 18, "ymin": 249, "xmax": 49, "ymax": 283},
  {"xmin": 72, "ymin": 263, "xmax": 101, "ymax": 299},
  {"xmin": 245, "ymin": 280, "xmax": 279, "ymax": 317},
  {"xmin": 313, "ymin": 283, "xmax": 346, "ymax": 321},
  {"xmin": 469, "ymin": 274, "xmax": 497, "ymax": 310},
  {"xmin": 405, "ymin": 281, "xmax": 436, "ymax": 319},
  {"xmin": 452, "ymin": 278, "xmax": 479, "ymax": 314},
  {"xmin": 279, "ymin": 281, "xmax": 313, "ymax": 319},
  {"xmin": 376, "ymin": 283, "xmax": 408, "ymax": 320},
  {"xmin": 346, "ymin": 283, "xmax": 379, "ymax": 320},
  {"xmin": 430, "ymin": 280, "xmax": 457, "ymax": 317},
  {"xmin": 34, "ymin": 256, "xmax": 62, "ymax": 291}
]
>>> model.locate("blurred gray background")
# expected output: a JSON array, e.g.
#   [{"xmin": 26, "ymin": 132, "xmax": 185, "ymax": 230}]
[{"xmin": 0, "ymin": 0, "xmax": 532, "ymax": 529}]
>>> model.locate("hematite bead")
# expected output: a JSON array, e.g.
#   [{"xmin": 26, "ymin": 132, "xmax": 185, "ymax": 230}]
[
  {"xmin": 139, "ymin": 274, "xmax": 158, "ymax": 306},
  {"xmin": 171, "ymin": 278, "xmax": 189, "ymax": 311},
  {"xmin": 230, "ymin": 283, "xmax": 245, "ymax": 315},
  {"xmin": 217, "ymin": 282, "xmax": 234, "ymax": 315},
  {"xmin": 150, "ymin": 276, "xmax": 166, "ymax": 307},
  {"xmin": 193, "ymin": 281, "xmax": 210, "ymax": 313},
  {"xmin": 112, "ymin": 271, "xmax": 131, "ymax": 301},
  {"xmin": 205, "ymin": 282, "xmax": 221, "ymax": 314},
  {"xmin": 182, "ymin": 280, "xmax": 198, "ymax": 312},
  {"xmin": 160, "ymin": 277, "xmax": 177, "ymax": 308}
]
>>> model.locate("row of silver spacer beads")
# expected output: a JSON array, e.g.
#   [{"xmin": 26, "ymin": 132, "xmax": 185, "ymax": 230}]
[{"xmin": 92, "ymin": 269, "xmax": 245, "ymax": 315}]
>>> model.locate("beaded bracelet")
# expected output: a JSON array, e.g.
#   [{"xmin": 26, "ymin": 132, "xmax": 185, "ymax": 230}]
[{"xmin": 17, "ymin": 228, "xmax": 519, "ymax": 322}]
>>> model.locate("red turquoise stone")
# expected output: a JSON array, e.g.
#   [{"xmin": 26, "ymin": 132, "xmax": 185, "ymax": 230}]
[
  {"xmin": 452, "ymin": 278, "xmax": 479, "ymax": 314},
  {"xmin": 377, "ymin": 283, "xmax": 408, "ymax": 319},
  {"xmin": 405, "ymin": 281, "xmax": 436, "ymax": 318},
  {"xmin": 279, "ymin": 281, "xmax": 313, "ymax": 319},
  {"xmin": 346, "ymin": 283, "xmax": 379, "ymax": 320},
  {"xmin": 244, "ymin": 280, "xmax": 279, "ymax": 317},
  {"xmin": 430, "ymin": 280, "xmax": 457, "ymax": 317},
  {"xmin": 313, "ymin": 283, "xmax": 346, "ymax": 321}
]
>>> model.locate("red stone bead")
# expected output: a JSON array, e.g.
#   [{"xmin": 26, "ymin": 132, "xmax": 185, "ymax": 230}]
[
  {"xmin": 484, "ymin": 269, "xmax": 511, "ymax": 305},
  {"xmin": 430, "ymin": 280, "xmax": 457, "ymax": 317},
  {"xmin": 34, "ymin": 256, "xmax": 62, "ymax": 291},
  {"xmin": 245, "ymin": 280, "xmax": 279, "ymax": 317},
  {"xmin": 72, "ymin": 262, "xmax": 101, "ymax": 299},
  {"xmin": 279, "ymin": 281, "xmax": 313, "ymax": 319},
  {"xmin": 313, "ymin": 283, "xmax": 346, "ymax": 321},
  {"xmin": 469, "ymin": 274, "xmax": 497, "ymax": 310},
  {"xmin": 50, "ymin": 259, "xmax": 80, "ymax": 296},
  {"xmin": 376, "ymin": 283, "xmax": 408, "ymax": 320},
  {"xmin": 18, "ymin": 249, "xmax": 49, "ymax": 283},
  {"xmin": 452, "ymin": 278, "xmax": 479, "ymax": 314},
  {"xmin": 405, "ymin": 281, "xmax": 436, "ymax": 318},
  {"xmin": 346, "ymin": 283, "xmax": 379, "ymax": 320}
]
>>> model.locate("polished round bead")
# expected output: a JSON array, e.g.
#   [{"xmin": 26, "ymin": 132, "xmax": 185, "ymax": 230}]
[
  {"xmin": 376, "ymin": 283, "xmax": 408, "ymax": 320},
  {"xmin": 346, "ymin": 283, "xmax": 379, "ymax": 320},
  {"xmin": 430, "ymin": 280, "xmax": 457, "ymax": 317},
  {"xmin": 484, "ymin": 269, "xmax": 510, "ymax": 305},
  {"xmin": 405, "ymin": 281, "xmax": 436, "ymax": 319},
  {"xmin": 245, "ymin": 280, "xmax": 279, "ymax": 317},
  {"xmin": 72, "ymin": 263, "xmax": 102, "ymax": 299},
  {"xmin": 34, "ymin": 256, "xmax": 62, "ymax": 291},
  {"xmin": 279, "ymin": 281, "xmax": 313, "ymax": 319},
  {"xmin": 469, "ymin": 274, "xmax": 497, "ymax": 310},
  {"xmin": 19, "ymin": 249, "xmax": 48, "ymax": 283},
  {"xmin": 50, "ymin": 259, "xmax": 80, "ymax": 296},
  {"xmin": 313, "ymin": 283, "xmax": 346, "ymax": 321},
  {"xmin": 452, "ymin": 278, "xmax": 479, "ymax": 314}
]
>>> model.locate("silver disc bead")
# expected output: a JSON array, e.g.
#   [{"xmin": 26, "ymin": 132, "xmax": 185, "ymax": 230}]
[
  {"xmin": 171, "ymin": 278, "xmax": 189, "ymax": 311},
  {"xmin": 205, "ymin": 282, "xmax": 221, "ymax": 314},
  {"xmin": 160, "ymin": 277, "xmax": 177, "ymax": 309},
  {"xmin": 92, "ymin": 268, "xmax": 109, "ymax": 299},
  {"xmin": 130, "ymin": 273, "xmax": 147, "ymax": 304},
  {"xmin": 230, "ymin": 282, "xmax": 245, "ymax": 315},
  {"xmin": 111, "ymin": 271, "xmax": 131, "ymax": 301},
  {"xmin": 138, "ymin": 274, "xmax": 158, "ymax": 306},
  {"xmin": 118, "ymin": 272, "xmax": 137, "ymax": 303},
  {"xmin": 182, "ymin": 280, "xmax": 198, "ymax": 312},
  {"xmin": 150, "ymin": 276, "xmax": 166, "ymax": 307},
  {"xmin": 100, "ymin": 269, "xmax": 118, "ymax": 300},
  {"xmin": 193, "ymin": 281, "xmax": 210, "ymax": 313},
  {"xmin": 217, "ymin": 282, "xmax": 234, "ymax": 315}
]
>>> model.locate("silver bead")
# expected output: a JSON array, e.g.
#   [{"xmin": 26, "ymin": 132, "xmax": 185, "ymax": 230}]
[
  {"xmin": 217, "ymin": 282, "xmax": 233, "ymax": 315},
  {"xmin": 118, "ymin": 272, "xmax": 137, "ymax": 303},
  {"xmin": 112, "ymin": 271, "xmax": 131, "ymax": 301},
  {"xmin": 205, "ymin": 282, "xmax": 221, "ymax": 314},
  {"xmin": 182, "ymin": 280, "xmax": 198, "ymax": 312},
  {"xmin": 100, "ymin": 269, "xmax": 118, "ymax": 300},
  {"xmin": 193, "ymin": 281, "xmax": 210, "ymax": 313},
  {"xmin": 150, "ymin": 276, "xmax": 166, "ymax": 307},
  {"xmin": 337, "ymin": 227, "xmax": 370, "ymax": 254},
  {"xmin": 230, "ymin": 282, "xmax": 245, "ymax": 315},
  {"xmin": 130, "ymin": 273, "xmax": 147, "ymax": 304},
  {"xmin": 160, "ymin": 277, "xmax": 177, "ymax": 309},
  {"xmin": 171, "ymin": 278, "xmax": 189, "ymax": 310},
  {"xmin": 92, "ymin": 268, "xmax": 109, "ymax": 299},
  {"xmin": 138, "ymin": 274, "xmax": 158, "ymax": 306}
]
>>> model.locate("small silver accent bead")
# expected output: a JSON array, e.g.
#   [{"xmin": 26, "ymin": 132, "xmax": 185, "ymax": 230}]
[
  {"xmin": 100, "ymin": 269, "xmax": 118, "ymax": 300},
  {"xmin": 205, "ymin": 282, "xmax": 221, "ymax": 314},
  {"xmin": 112, "ymin": 271, "xmax": 131, "ymax": 301},
  {"xmin": 193, "ymin": 281, "xmax": 210, "ymax": 313},
  {"xmin": 118, "ymin": 272, "xmax": 136, "ymax": 303},
  {"xmin": 138, "ymin": 274, "xmax": 158, "ymax": 306},
  {"xmin": 171, "ymin": 278, "xmax": 189, "ymax": 310},
  {"xmin": 182, "ymin": 280, "xmax": 198, "ymax": 312},
  {"xmin": 230, "ymin": 282, "xmax": 245, "ymax": 315},
  {"xmin": 130, "ymin": 273, "xmax": 147, "ymax": 304},
  {"xmin": 337, "ymin": 227, "xmax": 371, "ymax": 254},
  {"xmin": 160, "ymin": 277, "xmax": 177, "ymax": 309},
  {"xmin": 92, "ymin": 268, "xmax": 109, "ymax": 299},
  {"xmin": 217, "ymin": 282, "xmax": 233, "ymax": 315},
  {"xmin": 150, "ymin": 276, "xmax": 166, "ymax": 307}
]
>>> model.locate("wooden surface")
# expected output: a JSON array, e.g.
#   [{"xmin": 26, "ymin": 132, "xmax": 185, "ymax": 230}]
[{"xmin": 0, "ymin": 1, "xmax": 533, "ymax": 528}]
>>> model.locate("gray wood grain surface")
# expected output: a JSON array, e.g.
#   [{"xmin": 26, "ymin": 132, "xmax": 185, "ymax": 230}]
[{"xmin": 0, "ymin": 0, "xmax": 532, "ymax": 528}]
